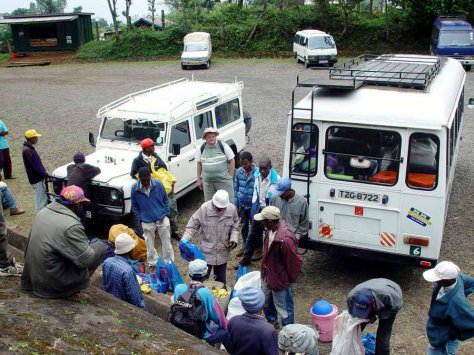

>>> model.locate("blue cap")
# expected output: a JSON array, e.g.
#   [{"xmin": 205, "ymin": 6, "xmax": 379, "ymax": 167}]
[
  {"xmin": 352, "ymin": 288, "xmax": 374, "ymax": 319},
  {"xmin": 238, "ymin": 287, "xmax": 265, "ymax": 313},
  {"xmin": 274, "ymin": 178, "xmax": 292, "ymax": 196}
]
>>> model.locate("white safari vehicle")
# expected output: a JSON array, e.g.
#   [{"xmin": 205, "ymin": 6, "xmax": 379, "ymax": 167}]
[
  {"xmin": 181, "ymin": 32, "xmax": 212, "ymax": 70},
  {"xmin": 285, "ymin": 54, "xmax": 468, "ymax": 267},
  {"xmin": 49, "ymin": 78, "xmax": 249, "ymax": 224}
]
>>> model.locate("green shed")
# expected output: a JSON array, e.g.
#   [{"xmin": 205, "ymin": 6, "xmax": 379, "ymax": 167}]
[{"xmin": 0, "ymin": 13, "xmax": 94, "ymax": 52}]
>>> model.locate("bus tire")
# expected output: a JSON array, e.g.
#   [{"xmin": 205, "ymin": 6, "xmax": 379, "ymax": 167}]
[
  {"xmin": 243, "ymin": 108, "xmax": 252, "ymax": 135},
  {"xmin": 464, "ymin": 65, "xmax": 471, "ymax": 72}
]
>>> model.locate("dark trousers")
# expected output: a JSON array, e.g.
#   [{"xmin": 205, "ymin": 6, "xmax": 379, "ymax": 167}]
[
  {"xmin": 240, "ymin": 207, "xmax": 251, "ymax": 245},
  {"xmin": 206, "ymin": 326, "xmax": 232, "ymax": 352},
  {"xmin": 0, "ymin": 148, "xmax": 12, "ymax": 179},
  {"xmin": 206, "ymin": 263, "xmax": 227, "ymax": 284},
  {"xmin": 242, "ymin": 219, "xmax": 264, "ymax": 260},
  {"xmin": 361, "ymin": 314, "xmax": 397, "ymax": 355}
]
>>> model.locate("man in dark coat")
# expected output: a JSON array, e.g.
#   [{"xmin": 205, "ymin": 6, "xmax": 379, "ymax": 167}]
[{"xmin": 67, "ymin": 152, "xmax": 101, "ymax": 198}]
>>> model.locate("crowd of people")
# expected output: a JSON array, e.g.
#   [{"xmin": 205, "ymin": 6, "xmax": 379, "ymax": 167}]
[{"xmin": 0, "ymin": 126, "xmax": 473, "ymax": 355}]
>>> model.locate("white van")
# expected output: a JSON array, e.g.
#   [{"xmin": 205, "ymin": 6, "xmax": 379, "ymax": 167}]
[
  {"xmin": 293, "ymin": 29, "xmax": 337, "ymax": 68},
  {"xmin": 284, "ymin": 54, "xmax": 467, "ymax": 267},
  {"xmin": 181, "ymin": 32, "xmax": 212, "ymax": 70},
  {"xmin": 48, "ymin": 78, "xmax": 249, "ymax": 224}
]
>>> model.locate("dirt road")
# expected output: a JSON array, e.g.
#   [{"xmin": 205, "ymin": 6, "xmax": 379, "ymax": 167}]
[{"xmin": 1, "ymin": 58, "xmax": 473, "ymax": 354}]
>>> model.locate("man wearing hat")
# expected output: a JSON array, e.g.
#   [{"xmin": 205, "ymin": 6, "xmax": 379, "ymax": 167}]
[
  {"xmin": 173, "ymin": 259, "xmax": 231, "ymax": 350},
  {"xmin": 22, "ymin": 129, "xmax": 49, "ymax": 212},
  {"xmin": 423, "ymin": 261, "xmax": 474, "ymax": 354},
  {"xmin": 131, "ymin": 138, "xmax": 180, "ymax": 240},
  {"xmin": 196, "ymin": 127, "xmax": 235, "ymax": 202},
  {"xmin": 66, "ymin": 152, "xmax": 101, "ymax": 199},
  {"xmin": 181, "ymin": 190, "xmax": 239, "ymax": 284},
  {"xmin": 21, "ymin": 185, "xmax": 106, "ymax": 301},
  {"xmin": 269, "ymin": 177, "xmax": 308, "ymax": 240},
  {"xmin": 347, "ymin": 278, "xmax": 403, "ymax": 355},
  {"xmin": 256, "ymin": 206, "xmax": 302, "ymax": 328},
  {"xmin": 228, "ymin": 287, "xmax": 279, "ymax": 355},
  {"xmin": 102, "ymin": 233, "xmax": 145, "ymax": 309}
]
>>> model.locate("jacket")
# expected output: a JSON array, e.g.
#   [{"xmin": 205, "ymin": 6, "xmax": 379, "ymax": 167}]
[
  {"xmin": 20, "ymin": 201, "xmax": 98, "ymax": 298},
  {"xmin": 233, "ymin": 164, "xmax": 257, "ymax": 209},
  {"xmin": 108, "ymin": 224, "xmax": 147, "ymax": 261},
  {"xmin": 228, "ymin": 312, "xmax": 279, "ymax": 355},
  {"xmin": 261, "ymin": 221, "xmax": 302, "ymax": 291},
  {"xmin": 426, "ymin": 274, "xmax": 474, "ymax": 348},
  {"xmin": 22, "ymin": 141, "xmax": 48, "ymax": 184},
  {"xmin": 66, "ymin": 163, "xmax": 101, "ymax": 197},
  {"xmin": 182, "ymin": 200, "xmax": 239, "ymax": 265},
  {"xmin": 130, "ymin": 151, "xmax": 167, "ymax": 179},
  {"xmin": 270, "ymin": 193, "xmax": 309, "ymax": 239},
  {"xmin": 131, "ymin": 179, "xmax": 169, "ymax": 223},
  {"xmin": 251, "ymin": 167, "xmax": 280, "ymax": 219}
]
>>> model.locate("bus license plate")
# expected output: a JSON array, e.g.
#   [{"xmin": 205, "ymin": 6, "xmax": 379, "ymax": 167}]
[{"xmin": 338, "ymin": 190, "xmax": 380, "ymax": 203}]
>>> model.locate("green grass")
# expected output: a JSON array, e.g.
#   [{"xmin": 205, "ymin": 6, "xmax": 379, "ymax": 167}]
[{"xmin": 0, "ymin": 53, "xmax": 10, "ymax": 63}]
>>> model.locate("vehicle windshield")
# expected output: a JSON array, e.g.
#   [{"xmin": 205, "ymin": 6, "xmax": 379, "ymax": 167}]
[
  {"xmin": 100, "ymin": 117, "xmax": 166, "ymax": 144},
  {"xmin": 185, "ymin": 43, "xmax": 207, "ymax": 52},
  {"xmin": 439, "ymin": 30, "xmax": 474, "ymax": 46},
  {"xmin": 308, "ymin": 36, "xmax": 335, "ymax": 50}
]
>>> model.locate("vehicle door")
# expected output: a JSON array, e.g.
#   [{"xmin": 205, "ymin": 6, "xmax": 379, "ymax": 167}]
[{"xmin": 167, "ymin": 119, "xmax": 195, "ymax": 192}]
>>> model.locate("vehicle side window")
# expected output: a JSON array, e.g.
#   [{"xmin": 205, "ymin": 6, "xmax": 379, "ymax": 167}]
[
  {"xmin": 300, "ymin": 36, "xmax": 307, "ymax": 46},
  {"xmin": 324, "ymin": 126, "xmax": 401, "ymax": 186},
  {"xmin": 290, "ymin": 123, "xmax": 318, "ymax": 177},
  {"xmin": 215, "ymin": 99, "xmax": 240, "ymax": 128},
  {"xmin": 169, "ymin": 120, "xmax": 191, "ymax": 154},
  {"xmin": 294, "ymin": 34, "xmax": 300, "ymax": 44},
  {"xmin": 193, "ymin": 111, "xmax": 213, "ymax": 140},
  {"xmin": 406, "ymin": 133, "xmax": 439, "ymax": 190}
]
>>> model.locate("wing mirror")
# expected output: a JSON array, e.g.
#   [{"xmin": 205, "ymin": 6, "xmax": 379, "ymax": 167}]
[{"xmin": 89, "ymin": 132, "xmax": 96, "ymax": 147}]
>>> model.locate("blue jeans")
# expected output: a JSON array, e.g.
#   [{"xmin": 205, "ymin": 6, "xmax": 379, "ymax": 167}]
[
  {"xmin": 206, "ymin": 326, "xmax": 232, "ymax": 352},
  {"xmin": 31, "ymin": 180, "xmax": 48, "ymax": 213},
  {"xmin": 0, "ymin": 186, "xmax": 17, "ymax": 209},
  {"xmin": 262, "ymin": 281, "xmax": 294, "ymax": 326},
  {"xmin": 426, "ymin": 340, "xmax": 460, "ymax": 355}
]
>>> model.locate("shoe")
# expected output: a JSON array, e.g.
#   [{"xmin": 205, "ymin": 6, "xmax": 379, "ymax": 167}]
[
  {"xmin": 10, "ymin": 208, "xmax": 25, "ymax": 216},
  {"xmin": 148, "ymin": 265, "xmax": 156, "ymax": 274},
  {"xmin": 252, "ymin": 250, "xmax": 264, "ymax": 261},
  {"xmin": 66, "ymin": 291, "xmax": 90, "ymax": 302},
  {"xmin": 0, "ymin": 263, "xmax": 23, "ymax": 277},
  {"xmin": 235, "ymin": 247, "xmax": 244, "ymax": 258}
]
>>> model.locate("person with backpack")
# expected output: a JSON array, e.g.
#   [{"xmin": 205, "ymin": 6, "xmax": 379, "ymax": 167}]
[
  {"xmin": 196, "ymin": 127, "xmax": 235, "ymax": 202},
  {"xmin": 171, "ymin": 259, "xmax": 232, "ymax": 351},
  {"xmin": 255, "ymin": 206, "xmax": 302, "ymax": 328}
]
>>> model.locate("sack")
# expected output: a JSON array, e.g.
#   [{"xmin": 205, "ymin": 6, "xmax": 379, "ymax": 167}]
[
  {"xmin": 151, "ymin": 167, "xmax": 176, "ymax": 195},
  {"xmin": 226, "ymin": 271, "xmax": 261, "ymax": 319},
  {"xmin": 170, "ymin": 285, "xmax": 207, "ymax": 338},
  {"xmin": 179, "ymin": 240, "xmax": 206, "ymax": 262},
  {"xmin": 156, "ymin": 257, "xmax": 184, "ymax": 292},
  {"xmin": 330, "ymin": 310, "xmax": 366, "ymax": 355},
  {"xmin": 362, "ymin": 333, "xmax": 376, "ymax": 355}
]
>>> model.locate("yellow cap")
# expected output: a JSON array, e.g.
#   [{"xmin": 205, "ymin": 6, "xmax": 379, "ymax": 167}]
[{"xmin": 25, "ymin": 129, "xmax": 42, "ymax": 139}]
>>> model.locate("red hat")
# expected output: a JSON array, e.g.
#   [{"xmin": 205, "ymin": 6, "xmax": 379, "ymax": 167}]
[
  {"xmin": 60, "ymin": 185, "xmax": 90, "ymax": 205},
  {"xmin": 140, "ymin": 138, "xmax": 154, "ymax": 149}
]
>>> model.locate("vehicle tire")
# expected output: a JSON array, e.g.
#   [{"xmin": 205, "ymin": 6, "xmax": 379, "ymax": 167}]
[
  {"xmin": 304, "ymin": 58, "xmax": 309, "ymax": 68},
  {"xmin": 243, "ymin": 108, "xmax": 252, "ymax": 135},
  {"xmin": 296, "ymin": 54, "xmax": 301, "ymax": 63},
  {"xmin": 205, "ymin": 60, "xmax": 210, "ymax": 69},
  {"xmin": 294, "ymin": 52, "xmax": 297, "ymax": 59},
  {"xmin": 464, "ymin": 65, "xmax": 472, "ymax": 72},
  {"xmin": 181, "ymin": 64, "xmax": 186, "ymax": 70},
  {"xmin": 329, "ymin": 63, "xmax": 335, "ymax": 67}
]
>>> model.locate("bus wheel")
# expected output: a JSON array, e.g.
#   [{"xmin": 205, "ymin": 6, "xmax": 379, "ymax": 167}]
[{"xmin": 464, "ymin": 65, "xmax": 471, "ymax": 72}]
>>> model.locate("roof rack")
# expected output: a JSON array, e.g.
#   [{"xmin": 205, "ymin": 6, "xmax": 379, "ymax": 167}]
[{"xmin": 438, "ymin": 15, "xmax": 466, "ymax": 21}]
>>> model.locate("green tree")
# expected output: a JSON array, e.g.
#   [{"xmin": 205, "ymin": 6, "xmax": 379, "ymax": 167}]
[
  {"xmin": 33, "ymin": 0, "xmax": 68, "ymax": 13},
  {"xmin": 73, "ymin": 6, "xmax": 83, "ymax": 12},
  {"xmin": 0, "ymin": 24, "xmax": 12, "ymax": 53},
  {"xmin": 11, "ymin": 8, "xmax": 30, "ymax": 15}
]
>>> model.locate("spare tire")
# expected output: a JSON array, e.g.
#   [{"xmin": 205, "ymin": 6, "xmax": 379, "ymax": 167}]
[{"xmin": 243, "ymin": 108, "xmax": 252, "ymax": 135}]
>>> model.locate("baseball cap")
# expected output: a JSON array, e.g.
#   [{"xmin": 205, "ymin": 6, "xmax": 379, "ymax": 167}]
[
  {"xmin": 73, "ymin": 152, "xmax": 86, "ymax": 164},
  {"xmin": 114, "ymin": 233, "xmax": 137, "ymax": 255},
  {"xmin": 274, "ymin": 177, "xmax": 292, "ymax": 196},
  {"xmin": 60, "ymin": 185, "xmax": 90, "ymax": 205},
  {"xmin": 189, "ymin": 259, "xmax": 208, "ymax": 277},
  {"xmin": 254, "ymin": 206, "xmax": 280, "ymax": 221},
  {"xmin": 25, "ymin": 129, "xmax": 42, "ymax": 139},
  {"xmin": 140, "ymin": 138, "xmax": 154, "ymax": 149},
  {"xmin": 212, "ymin": 190, "xmax": 229, "ymax": 209},
  {"xmin": 423, "ymin": 261, "xmax": 460, "ymax": 282},
  {"xmin": 351, "ymin": 288, "xmax": 374, "ymax": 319},
  {"xmin": 202, "ymin": 127, "xmax": 219, "ymax": 139}
]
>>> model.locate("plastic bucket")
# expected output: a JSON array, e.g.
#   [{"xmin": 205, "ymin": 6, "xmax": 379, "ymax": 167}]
[{"xmin": 310, "ymin": 304, "xmax": 338, "ymax": 342}]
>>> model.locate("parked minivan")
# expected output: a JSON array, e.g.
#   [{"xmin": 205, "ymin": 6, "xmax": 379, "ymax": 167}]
[
  {"xmin": 293, "ymin": 29, "xmax": 337, "ymax": 68},
  {"xmin": 181, "ymin": 32, "xmax": 212, "ymax": 70},
  {"xmin": 431, "ymin": 16, "xmax": 474, "ymax": 71}
]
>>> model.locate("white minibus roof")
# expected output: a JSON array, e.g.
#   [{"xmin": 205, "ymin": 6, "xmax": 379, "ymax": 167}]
[
  {"xmin": 297, "ymin": 29, "xmax": 329, "ymax": 37},
  {"xmin": 293, "ymin": 58, "xmax": 465, "ymax": 130}
]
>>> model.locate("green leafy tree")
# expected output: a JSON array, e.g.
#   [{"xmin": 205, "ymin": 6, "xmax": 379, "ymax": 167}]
[
  {"xmin": 0, "ymin": 24, "xmax": 12, "ymax": 53},
  {"xmin": 11, "ymin": 8, "xmax": 30, "ymax": 15},
  {"xmin": 31, "ymin": 0, "xmax": 68, "ymax": 13},
  {"xmin": 73, "ymin": 6, "xmax": 83, "ymax": 12}
]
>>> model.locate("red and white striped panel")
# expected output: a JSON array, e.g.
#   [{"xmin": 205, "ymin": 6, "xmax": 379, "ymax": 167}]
[
  {"xmin": 380, "ymin": 232, "xmax": 396, "ymax": 247},
  {"xmin": 319, "ymin": 224, "xmax": 334, "ymax": 239}
]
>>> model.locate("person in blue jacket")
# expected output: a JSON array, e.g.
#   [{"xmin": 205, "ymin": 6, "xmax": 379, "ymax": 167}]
[
  {"xmin": 233, "ymin": 151, "xmax": 257, "ymax": 257},
  {"xmin": 423, "ymin": 261, "xmax": 474, "ymax": 355}
]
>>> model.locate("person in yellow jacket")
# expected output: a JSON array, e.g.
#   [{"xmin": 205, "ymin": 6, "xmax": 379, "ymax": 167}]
[
  {"xmin": 131, "ymin": 138, "xmax": 180, "ymax": 241},
  {"xmin": 108, "ymin": 224, "xmax": 147, "ymax": 261}
]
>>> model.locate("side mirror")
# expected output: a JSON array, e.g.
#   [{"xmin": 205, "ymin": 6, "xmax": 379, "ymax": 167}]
[
  {"xmin": 89, "ymin": 132, "xmax": 96, "ymax": 147},
  {"xmin": 172, "ymin": 144, "xmax": 181, "ymax": 156}
]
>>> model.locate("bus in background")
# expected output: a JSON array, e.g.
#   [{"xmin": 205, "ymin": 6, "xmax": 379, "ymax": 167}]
[{"xmin": 284, "ymin": 54, "xmax": 470, "ymax": 267}]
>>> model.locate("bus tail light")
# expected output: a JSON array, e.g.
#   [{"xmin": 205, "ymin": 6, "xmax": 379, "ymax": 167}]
[
  {"xmin": 420, "ymin": 261, "xmax": 432, "ymax": 267},
  {"xmin": 403, "ymin": 236, "xmax": 430, "ymax": 247}
]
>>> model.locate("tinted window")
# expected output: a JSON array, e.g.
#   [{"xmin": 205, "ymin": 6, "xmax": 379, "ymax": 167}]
[
  {"xmin": 406, "ymin": 133, "xmax": 439, "ymax": 190},
  {"xmin": 215, "ymin": 99, "xmax": 240, "ymax": 128},
  {"xmin": 169, "ymin": 120, "xmax": 191, "ymax": 154},
  {"xmin": 194, "ymin": 111, "xmax": 213, "ymax": 140},
  {"xmin": 290, "ymin": 123, "xmax": 318, "ymax": 176}
]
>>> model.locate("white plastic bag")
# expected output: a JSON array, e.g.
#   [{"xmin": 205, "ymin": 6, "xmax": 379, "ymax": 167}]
[
  {"xmin": 330, "ymin": 310, "xmax": 366, "ymax": 355},
  {"xmin": 226, "ymin": 271, "xmax": 261, "ymax": 320}
]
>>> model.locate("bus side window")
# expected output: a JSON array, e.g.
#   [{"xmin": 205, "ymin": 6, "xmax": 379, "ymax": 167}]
[
  {"xmin": 290, "ymin": 123, "xmax": 318, "ymax": 176},
  {"xmin": 406, "ymin": 133, "xmax": 439, "ymax": 190}
]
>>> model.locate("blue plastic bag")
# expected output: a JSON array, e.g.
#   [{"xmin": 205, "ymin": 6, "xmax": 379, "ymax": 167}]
[
  {"xmin": 236, "ymin": 264, "xmax": 249, "ymax": 282},
  {"xmin": 139, "ymin": 273, "xmax": 168, "ymax": 294},
  {"xmin": 179, "ymin": 240, "xmax": 206, "ymax": 262},
  {"xmin": 362, "ymin": 333, "xmax": 376, "ymax": 355},
  {"xmin": 156, "ymin": 257, "xmax": 184, "ymax": 292}
]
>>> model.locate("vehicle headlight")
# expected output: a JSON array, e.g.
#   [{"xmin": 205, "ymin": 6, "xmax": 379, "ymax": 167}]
[{"xmin": 110, "ymin": 190, "xmax": 119, "ymax": 201}]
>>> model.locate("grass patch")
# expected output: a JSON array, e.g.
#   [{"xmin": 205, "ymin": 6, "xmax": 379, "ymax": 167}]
[{"xmin": 0, "ymin": 53, "xmax": 10, "ymax": 63}]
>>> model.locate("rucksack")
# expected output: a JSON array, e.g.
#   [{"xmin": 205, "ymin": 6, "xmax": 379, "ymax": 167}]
[
  {"xmin": 200, "ymin": 140, "xmax": 225, "ymax": 155},
  {"xmin": 170, "ymin": 285, "xmax": 207, "ymax": 338}
]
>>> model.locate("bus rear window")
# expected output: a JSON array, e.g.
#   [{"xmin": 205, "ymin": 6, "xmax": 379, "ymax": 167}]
[
  {"xmin": 406, "ymin": 133, "xmax": 439, "ymax": 190},
  {"xmin": 290, "ymin": 123, "xmax": 318, "ymax": 176},
  {"xmin": 324, "ymin": 127, "xmax": 401, "ymax": 185}
]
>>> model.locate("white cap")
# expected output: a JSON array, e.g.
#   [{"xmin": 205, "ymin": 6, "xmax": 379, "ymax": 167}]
[
  {"xmin": 189, "ymin": 259, "xmax": 208, "ymax": 277},
  {"xmin": 212, "ymin": 190, "xmax": 229, "ymax": 209},
  {"xmin": 114, "ymin": 233, "xmax": 137, "ymax": 255},
  {"xmin": 423, "ymin": 261, "xmax": 460, "ymax": 282},
  {"xmin": 254, "ymin": 206, "xmax": 281, "ymax": 221}
]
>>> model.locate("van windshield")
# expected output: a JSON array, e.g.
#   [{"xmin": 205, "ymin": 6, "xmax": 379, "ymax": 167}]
[
  {"xmin": 308, "ymin": 36, "xmax": 335, "ymax": 50},
  {"xmin": 101, "ymin": 117, "xmax": 166, "ymax": 144},
  {"xmin": 439, "ymin": 30, "xmax": 474, "ymax": 46},
  {"xmin": 185, "ymin": 43, "xmax": 208, "ymax": 52}
]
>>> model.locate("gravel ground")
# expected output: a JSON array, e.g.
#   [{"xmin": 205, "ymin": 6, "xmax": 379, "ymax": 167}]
[{"xmin": 1, "ymin": 58, "xmax": 474, "ymax": 354}]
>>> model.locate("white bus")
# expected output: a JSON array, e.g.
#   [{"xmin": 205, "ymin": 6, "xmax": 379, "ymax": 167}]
[{"xmin": 284, "ymin": 54, "xmax": 468, "ymax": 267}]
